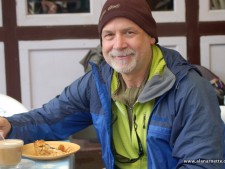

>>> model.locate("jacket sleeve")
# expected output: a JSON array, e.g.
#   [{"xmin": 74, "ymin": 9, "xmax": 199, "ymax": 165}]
[
  {"xmin": 171, "ymin": 70, "xmax": 224, "ymax": 169},
  {"xmin": 6, "ymin": 72, "xmax": 93, "ymax": 144}
]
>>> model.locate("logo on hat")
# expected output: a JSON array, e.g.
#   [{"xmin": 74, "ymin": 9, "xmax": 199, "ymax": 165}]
[
  {"xmin": 99, "ymin": 3, "xmax": 121, "ymax": 21},
  {"xmin": 108, "ymin": 3, "xmax": 120, "ymax": 11}
]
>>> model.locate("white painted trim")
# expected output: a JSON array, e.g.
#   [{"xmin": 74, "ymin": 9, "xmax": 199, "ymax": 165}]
[
  {"xmin": 0, "ymin": 42, "xmax": 6, "ymax": 94},
  {"xmin": 16, "ymin": 0, "xmax": 103, "ymax": 26},
  {"xmin": 0, "ymin": 0, "xmax": 2, "ymax": 27},
  {"xmin": 159, "ymin": 36, "xmax": 187, "ymax": 60},
  {"xmin": 19, "ymin": 39, "xmax": 100, "ymax": 108},
  {"xmin": 200, "ymin": 35, "xmax": 225, "ymax": 69},
  {"xmin": 199, "ymin": 0, "xmax": 225, "ymax": 21},
  {"xmin": 152, "ymin": 0, "xmax": 185, "ymax": 23},
  {"xmin": 16, "ymin": 0, "xmax": 185, "ymax": 26}
]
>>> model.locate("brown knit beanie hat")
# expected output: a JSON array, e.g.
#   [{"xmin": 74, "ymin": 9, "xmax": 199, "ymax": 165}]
[{"xmin": 98, "ymin": 0, "xmax": 158, "ymax": 43}]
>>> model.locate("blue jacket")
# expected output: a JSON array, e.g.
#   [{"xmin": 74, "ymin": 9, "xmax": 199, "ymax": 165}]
[{"xmin": 7, "ymin": 46, "xmax": 224, "ymax": 169}]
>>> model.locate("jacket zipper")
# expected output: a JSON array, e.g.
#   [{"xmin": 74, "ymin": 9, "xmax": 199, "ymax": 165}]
[
  {"xmin": 127, "ymin": 106, "xmax": 133, "ymax": 133},
  {"xmin": 143, "ymin": 114, "xmax": 146, "ymax": 129}
]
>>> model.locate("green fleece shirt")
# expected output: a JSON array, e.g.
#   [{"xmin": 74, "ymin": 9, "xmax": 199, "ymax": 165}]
[{"xmin": 111, "ymin": 45, "xmax": 166, "ymax": 169}]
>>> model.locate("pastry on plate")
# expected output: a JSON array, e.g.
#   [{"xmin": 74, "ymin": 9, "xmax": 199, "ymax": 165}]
[{"xmin": 33, "ymin": 140, "xmax": 70, "ymax": 156}]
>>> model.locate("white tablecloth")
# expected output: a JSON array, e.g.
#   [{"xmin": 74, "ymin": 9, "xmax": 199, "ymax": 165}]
[{"xmin": 21, "ymin": 154, "xmax": 74, "ymax": 169}]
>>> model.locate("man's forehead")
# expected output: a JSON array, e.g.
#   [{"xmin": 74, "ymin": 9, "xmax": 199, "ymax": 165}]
[{"xmin": 102, "ymin": 17, "xmax": 140, "ymax": 31}]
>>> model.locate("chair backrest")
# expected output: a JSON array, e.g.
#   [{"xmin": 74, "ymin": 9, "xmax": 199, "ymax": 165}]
[
  {"xmin": 0, "ymin": 94, "xmax": 28, "ymax": 117},
  {"xmin": 220, "ymin": 106, "xmax": 225, "ymax": 123},
  {"xmin": 194, "ymin": 65, "xmax": 225, "ymax": 105}
]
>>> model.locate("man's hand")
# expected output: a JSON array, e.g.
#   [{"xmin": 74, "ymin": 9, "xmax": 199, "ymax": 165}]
[{"xmin": 0, "ymin": 117, "xmax": 11, "ymax": 138}]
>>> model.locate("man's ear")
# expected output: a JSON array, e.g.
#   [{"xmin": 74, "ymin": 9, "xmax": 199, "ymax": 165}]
[{"xmin": 149, "ymin": 37, "xmax": 156, "ymax": 45}]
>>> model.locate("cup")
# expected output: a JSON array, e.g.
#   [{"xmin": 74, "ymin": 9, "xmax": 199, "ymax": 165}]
[{"xmin": 0, "ymin": 139, "xmax": 24, "ymax": 168}]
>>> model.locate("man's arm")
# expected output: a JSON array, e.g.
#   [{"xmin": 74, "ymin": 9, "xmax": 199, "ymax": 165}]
[{"xmin": 172, "ymin": 71, "xmax": 224, "ymax": 169}]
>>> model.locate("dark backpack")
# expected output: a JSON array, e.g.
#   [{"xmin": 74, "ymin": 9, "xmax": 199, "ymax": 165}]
[{"xmin": 194, "ymin": 65, "xmax": 225, "ymax": 105}]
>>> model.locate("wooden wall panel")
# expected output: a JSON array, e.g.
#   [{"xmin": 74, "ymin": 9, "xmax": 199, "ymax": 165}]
[{"xmin": 0, "ymin": 0, "xmax": 224, "ymax": 101}]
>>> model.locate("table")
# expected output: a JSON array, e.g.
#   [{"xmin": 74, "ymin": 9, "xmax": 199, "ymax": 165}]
[{"xmin": 21, "ymin": 154, "xmax": 75, "ymax": 169}]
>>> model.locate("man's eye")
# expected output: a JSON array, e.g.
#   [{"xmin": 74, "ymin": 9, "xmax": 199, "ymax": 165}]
[
  {"xmin": 105, "ymin": 34, "xmax": 112, "ymax": 37},
  {"xmin": 103, "ymin": 33, "xmax": 113, "ymax": 40},
  {"xmin": 126, "ymin": 31, "xmax": 134, "ymax": 35}
]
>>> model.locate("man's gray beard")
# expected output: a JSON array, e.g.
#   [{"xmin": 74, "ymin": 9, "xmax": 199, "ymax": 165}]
[
  {"xmin": 110, "ymin": 59, "xmax": 137, "ymax": 74},
  {"xmin": 108, "ymin": 48, "xmax": 136, "ymax": 73}
]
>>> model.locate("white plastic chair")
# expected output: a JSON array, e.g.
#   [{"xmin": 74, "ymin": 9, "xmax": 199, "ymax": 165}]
[
  {"xmin": 0, "ymin": 94, "xmax": 28, "ymax": 117},
  {"xmin": 220, "ymin": 106, "xmax": 225, "ymax": 123}
]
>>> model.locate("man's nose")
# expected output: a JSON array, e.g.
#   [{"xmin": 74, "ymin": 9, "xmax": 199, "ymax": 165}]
[{"xmin": 113, "ymin": 34, "xmax": 127, "ymax": 49}]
